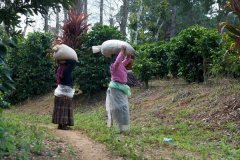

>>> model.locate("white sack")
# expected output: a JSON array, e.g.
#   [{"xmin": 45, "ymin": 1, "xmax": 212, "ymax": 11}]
[
  {"xmin": 92, "ymin": 40, "xmax": 135, "ymax": 58},
  {"xmin": 53, "ymin": 44, "xmax": 78, "ymax": 61},
  {"xmin": 54, "ymin": 84, "xmax": 75, "ymax": 98},
  {"xmin": 92, "ymin": 46, "xmax": 102, "ymax": 54}
]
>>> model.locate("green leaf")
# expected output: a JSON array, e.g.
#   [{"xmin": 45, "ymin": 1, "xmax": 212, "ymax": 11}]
[
  {"xmin": 3, "ymin": 39, "xmax": 16, "ymax": 48},
  {"xmin": 0, "ymin": 58, "xmax": 4, "ymax": 65},
  {"xmin": 0, "ymin": 42, "xmax": 7, "ymax": 56},
  {"xmin": 220, "ymin": 22, "xmax": 240, "ymax": 37}
]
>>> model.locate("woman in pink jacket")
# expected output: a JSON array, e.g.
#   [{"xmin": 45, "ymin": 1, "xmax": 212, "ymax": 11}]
[{"xmin": 106, "ymin": 46, "xmax": 133, "ymax": 133}]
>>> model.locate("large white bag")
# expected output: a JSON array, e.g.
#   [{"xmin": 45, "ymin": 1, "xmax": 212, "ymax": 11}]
[
  {"xmin": 92, "ymin": 40, "xmax": 135, "ymax": 57},
  {"xmin": 52, "ymin": 44, "xmax": 78, "ymax": 61}
]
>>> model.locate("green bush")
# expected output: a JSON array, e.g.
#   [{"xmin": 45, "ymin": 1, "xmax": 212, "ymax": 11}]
[
  {"xmin": 0, "ymin": 28, "xmax": 15, "ymax": 108},
  {"xmin": 74, "ymin": 24, "xmax": 124, "ymax": 94},
  {"xmin": 169, "ymin": 25, "xmax": 222, "ymax": 82},
  {"xmin": 136, "ymin": 42, "xmax": 169, "ymax": 78},
  {"xmin": 133, "ymin": 52, "xmax": 160, "ymax": 88},
  {"xmin": 210, "ymin": 34, "xmax": 240, "ymax": 78},
  {"xmin": 133, "ymin": 42, "xmax": 169, "ymax": 88},
  {"xmin": 211, "ymin": 49, "xmax": 240, "ymax": 78},
  {"xmin": 6, "ymin": 32, "xmax": 55, "ymax": 103}
]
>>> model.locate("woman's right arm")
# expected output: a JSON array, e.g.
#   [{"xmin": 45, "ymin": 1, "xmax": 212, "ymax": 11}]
[{"xmin": 111, "ymin": 46, "xmax": 126, "ymax": 70}]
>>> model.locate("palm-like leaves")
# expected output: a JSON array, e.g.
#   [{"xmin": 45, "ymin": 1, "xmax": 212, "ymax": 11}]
[
  {"xmin": 220, "ymin": 0, "xmax": 240, "ymax": 48},
  {"xmin": 61, "ymin": 10, "xmax": 90, "ymax": 49},
  {"xmin": 229, "ymin": 0, "xmax": 240, "ymax": 15},
  {"xmin": 220, "ymin": 22, "xmax": 240, "ymax": 37}
]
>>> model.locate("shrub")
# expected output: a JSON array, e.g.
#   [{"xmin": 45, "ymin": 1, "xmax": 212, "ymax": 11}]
[
  {"xmin": 0, "ymin": 49, "xmax": 13, "ymax": 108},
  {"xmin": 136, "ymin": 42, "xmax": 169, "ymax": 78},
  {"xmin": 133, "ymin": 42, "xmax": 169, "ymax": 88},
  {"xmin": 74, "ymin": 24, "xmax": 125, "ymax": 94},
  {"xmin": 169, "ymin": 25, "xmax": 222, "ymax": 83},
  {"xmin": 210, "ymin": 44, "xmax": 240, "ymax": 78},
  {"xmin": 0, "ymin": 29, "xmax": 15, "ymax": 108},
  {"xmin": 6, "ymin": 32, "xmax": 55, "ymax": 103},
  {"xmin": 133, "ymin": 52, "xmax": 160, "ymax": 88}
]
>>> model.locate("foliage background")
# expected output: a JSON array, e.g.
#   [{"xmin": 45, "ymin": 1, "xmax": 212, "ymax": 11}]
[
  {"xmin": 167, "ymin": 25, "xmax": 221, "ymax": 82},
  {"xmin": 6, "ymin": 32, "xmax": 55, "ymax": 104}
]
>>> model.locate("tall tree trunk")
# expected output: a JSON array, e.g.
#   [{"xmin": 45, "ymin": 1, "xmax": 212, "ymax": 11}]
[
  {"xmin": 203, "ymin": 56, "xmax": 207, "ymax": 83},
  {"xmin": 109, "ymin": 0, "xmax": 113, "ymax": 26},
  {"xmin": 63, "ymin": 8, "xmax": 68, "ymax": 21},
  {"xmin": 84, "ymin": 0, "xmax": 88, "ymax": 14},
  {"xmin": 43, "ymin": 8, "xmax": 49, "ymax": 32},
  {"xmin": 120, "ymin": 0, "xmax": 129, "ymax": 36},
  {"xmin": 170, "ymin": 5, "xmax": 177, "ymax": 38},
  {"xmin": 155, "ymin": 20, "xmax": 164, "ymax": 40},
  {"xmin": 216, "ymin": 0, "xmax": 228, "ymax": 23},
  {"xmin": 100, "ymin": 0, "xmax": 104, "ymax": 25},
  {"xmin": 134, "ymin": 2, "xmax": 143, "ymax": 45},
  {"xmin": 75, "ymin": 0, "xmax": 83, "ymax": 14},
  {"xmin": 55, "ymin": 9, "xmax": 60, "ymax": 35},
  {"xmin": 22, "ymin": 13, "xmax": 29, "ymax": 36},
  {"xmin": 109, "ymin": 18, "xmax": 114, "ymax": 26},
  {"xmin": 145, "ymin": 80, "xmax": 149, "ymax": 89}
]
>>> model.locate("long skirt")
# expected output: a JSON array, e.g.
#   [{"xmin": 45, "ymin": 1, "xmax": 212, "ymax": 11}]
[
  {"xmin": 52, "ymin": 96, "xmax": 74, "ymax": 126},
  {"xmin": 106, "ymin": 88, "xmax": 130, "ymax": 131}
]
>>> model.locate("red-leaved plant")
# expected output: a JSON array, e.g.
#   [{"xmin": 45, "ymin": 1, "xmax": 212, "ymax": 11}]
[
  {"xmin": 219, "ymin": 0, "xmax": 240, "ymax": 48},
  {"xmin": 59, "ymin": 10, "xmax": 90, "ymax": 49}
]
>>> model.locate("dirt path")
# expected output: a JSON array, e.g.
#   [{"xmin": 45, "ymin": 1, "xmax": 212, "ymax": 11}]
[
  {"xmin": 42, "ymin": 124, "xmax": 121, "ymax": 160},
  {"xmin": 15, "ymin": 93, "xmax": 122, "ymax": 160}
]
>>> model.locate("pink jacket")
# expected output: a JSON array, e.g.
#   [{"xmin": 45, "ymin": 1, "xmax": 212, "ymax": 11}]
[{"xmin": 110, "ymin": 52, "xmax": 132, "ymax": 83}]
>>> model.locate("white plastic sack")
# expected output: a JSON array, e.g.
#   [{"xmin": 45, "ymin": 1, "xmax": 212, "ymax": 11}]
[
  {"xmin": 106, "ymin": 89, "xmax": 112, "ymax": 128},
  {"xmin": 54, "ymin": 84, "xmax": 75, "ymax": 98},
  {"xmin": 52, "ymin": 44, "xmax": 78, "ymax": 62},
  {"xmin": 92, "ymin": 40, "xmax": 135, "ymax": 57}
]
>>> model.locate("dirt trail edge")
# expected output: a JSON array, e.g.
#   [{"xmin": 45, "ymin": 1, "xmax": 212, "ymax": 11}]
[
  {"xmin": 15, "ymin": 94, "xmax": 122, "ymax": 160},
  {"xmin": 43, "ymin": 124, "xmax": 122, "ymax": 160}
]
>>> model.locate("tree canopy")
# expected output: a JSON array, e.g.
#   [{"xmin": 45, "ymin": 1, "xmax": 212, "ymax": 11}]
[
  {"xmin": 0, "ymin": 0, "xmax": 74, "ymax": 35},
  {"xmin": 128, "ymin": 0, "xmax": 229, "ymax": 44}
]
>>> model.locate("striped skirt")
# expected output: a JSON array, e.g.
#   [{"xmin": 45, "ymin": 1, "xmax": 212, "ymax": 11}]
[{"xmin": 52, "ymin": 96, "xmax": 74, "ymax": 126}]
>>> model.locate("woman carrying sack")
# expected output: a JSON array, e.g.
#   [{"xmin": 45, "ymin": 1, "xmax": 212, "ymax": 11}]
[
  {"xmin": 52, "ymin": 44, "xmax": 77, "ymax": 130},
  {"xmin": 106, "ymin": 45, "xmax": 133, "ymax": 133}
]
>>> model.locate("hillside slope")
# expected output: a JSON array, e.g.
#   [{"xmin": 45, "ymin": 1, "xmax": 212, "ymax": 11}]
[
  {"xmin": 131, "ymin": 79, "xmax": 240, "ymax": 129},
  {"xmin": 127, "ymin": 79, "xmax": 240, "ymax": 159},
  {"xmin": 7, "ymin": 78, "xmax": 240, "ymax": 159}
]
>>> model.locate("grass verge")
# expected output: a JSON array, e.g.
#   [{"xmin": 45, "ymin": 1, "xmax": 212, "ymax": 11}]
[
  {"xmin": 0, "ymin": 111, "xmax": 76, "ymax": 160},
  {"xmin": 73, "ymin": 105, "xmax": 240, "ymax": 159}
]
